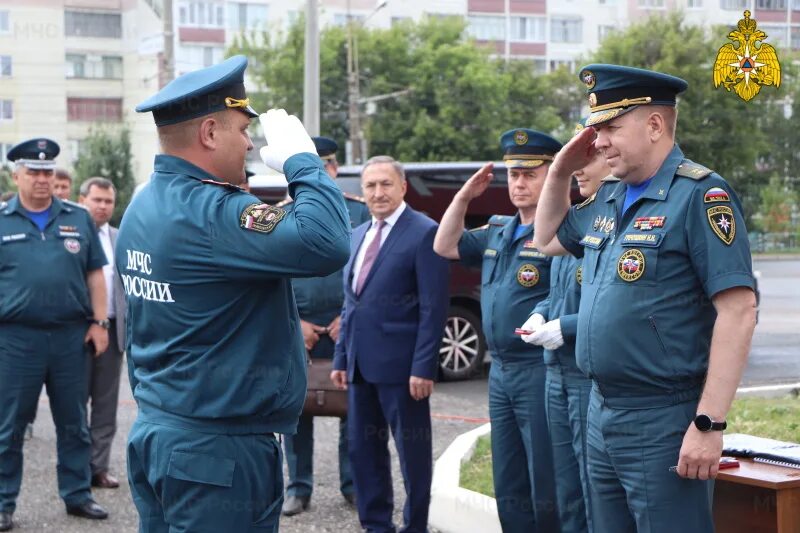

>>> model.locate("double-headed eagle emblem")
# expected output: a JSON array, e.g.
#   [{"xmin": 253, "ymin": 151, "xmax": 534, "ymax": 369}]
[{"xmin": 713, "ymin": 10, "xmax": 781, "ymax": 102}]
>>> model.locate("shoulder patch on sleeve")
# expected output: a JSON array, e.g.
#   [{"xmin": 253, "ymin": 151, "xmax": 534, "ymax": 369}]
[
  {"xmin": 488, "ymin": 215, "xmax": 511, "ymax": 226},
  {"xmin": 201, "ymin": 178, "xmax": 243, "ymax": 191},
  {"xmin": 601, "ymin": 175, "xmax": 620, "ymax": 182},
  {"xmin": 675, "ymin": 160, "xmax": 713, "ymax": 180},
  {"xmin": 469, "ymin": 224, "xmax": 489, "ymax": 233},
  {"xmin": 343, "ymin": 192, "xmax": 365, "ymax": 203},
  {"xmin": 240, "ymin": 203, "xmax": 286, "ymax": 234},
  {"xmin": 576, "ymin": 193, "xmax": 596, "ymax": 210},
  {"xmin": 275, "ymin": 197, "xmax": 294, "ymax": 208},
  {"xmin": 706, "ymin": 205, "xmax": 736, "ymax": 245}
]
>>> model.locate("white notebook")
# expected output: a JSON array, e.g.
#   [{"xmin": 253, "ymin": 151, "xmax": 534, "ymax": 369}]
[{"xmin": 723, "ymin": 433, "xmax": 800, "ymax": 467}]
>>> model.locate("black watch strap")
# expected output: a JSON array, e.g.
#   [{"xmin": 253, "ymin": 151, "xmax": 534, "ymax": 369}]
[
  {"xmin": 91, "ymin": 319, "xmax": 111, "ymax": 330},
  {"xmin": 694, "ymin": 413, "xmax": 727, "ymax": 432}
]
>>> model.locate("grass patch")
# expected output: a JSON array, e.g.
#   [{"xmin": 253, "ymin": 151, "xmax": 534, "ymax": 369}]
[
  {"xmin": 460, "ymin": 434, "xmax": 494, "ymax": 498},
  {"xmin": 458, "ymin": 396, "xmax": 800, "ymax": 498}
]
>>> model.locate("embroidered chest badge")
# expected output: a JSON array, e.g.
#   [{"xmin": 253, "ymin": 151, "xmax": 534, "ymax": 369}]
[
  {"xmin": 517, "ymin": 264, "xmax": 540, "ymax": 288},
  {"xmin": 64, "ymin": 238, "xmax": 81, "ymax": 254},
  {"xmin": 617, "ymin": 249, "xmax": 645, "ymax": 282}
]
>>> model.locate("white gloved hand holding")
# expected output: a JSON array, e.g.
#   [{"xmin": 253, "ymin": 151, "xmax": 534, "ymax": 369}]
[
  {"xmin": 529, "ymin": 319, "xmax": 564, "ymax": 350},
  {"xmin": 258, "ymin": 109, "xmax": 317, "ymax": 173},
  {"xmin": 520, "ymin": 313, "xmax": 546, "ymax": 345}
]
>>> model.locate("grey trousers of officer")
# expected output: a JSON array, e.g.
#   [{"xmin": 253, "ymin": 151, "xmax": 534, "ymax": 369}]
[{"xmin": 86, "ymin": 324, "xmax": 123, "ymax": 475}]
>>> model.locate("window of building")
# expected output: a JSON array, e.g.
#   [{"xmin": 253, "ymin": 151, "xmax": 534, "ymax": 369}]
[
  {"xmin": 550, "ymin": 59, "xmax": 576, "ymax": 72},
  {"xmin": 177, "ymin": 1, "xmax": 225, "ymax": 28},
  {"xmin": 0, "ymin": 10, "xmax": 8, "ymax": 34},
  {"xmin": 0, "ymin": 100, "xmax": 13, "ymax": 121},
  {"xmin": 227, "ymin": 2, "xmax": 268, "ymax": 31},
  {"xmin": 756, "ymin": 0, "xmax": 787, "ymax": 8},
  {"xmin": 391, "ymin": 16, "xmax": 411, "ymax": 26},
  {"xmin": 68, "ymin": 139, "xmax": 84, "ymax": 162},
  {"xmin": 761, "ymin": 24, "xmax": 788, "ymax": 47},
  {"xmin": 720, "ymin": 0, "xmax": 748, "ymax": 9},
  {"xmin": 178, "ymin": 45, "xmax": 224, "ymax": 73},
  {"xmin": 637, "ymin": 0, "xmax": 665, "ymax": 6},
  {"xmin": 0, "ymin": 143, "xmax": 13, "ymax": 162},
  {"xmin": 0, "ymin": 55, "xmax": 11, "ymax": 77},
  {"xmin": 551, "ymin": 17, "xmax": 582, "ymax": 43},
  {"xmin": 793, "ymin": 0, "xmax": 800, "ymax": 10},
  {"xmin": 467, "ymin": 15, "xmax": 505, "ymax": 41},
  {"xmin": 510, "ymin": 16, "xmax": 546, "ymax": 42},
  {"xmin": 65, "ymin": 54, "xmax": 122, "ymax": 79},
  {"xmin": 533, "ymin": 59, "xmax": 547, "ymax": 74},
  {"xmin": 688, "ymin": 0, "xmax": 703, "ymax": 7},
  {"xmin": 332, "ymin": 13, "xmax": 366, "ymax": 26},
  {"xmin": 598, "ymin": 24, "xmax": 615, "ymax": 41},
  {"xmin": 64, "ymin": 11, "xmax": 122, "ymax": 38},
  {"xmin": 67, "ymin": 98, "xmax": 122, "ymax": 122}
]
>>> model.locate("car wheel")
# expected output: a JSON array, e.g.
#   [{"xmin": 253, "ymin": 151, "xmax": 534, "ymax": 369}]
[{"xmin": 439, "ymin": 305, "xmax": 486, "ymax": 381}]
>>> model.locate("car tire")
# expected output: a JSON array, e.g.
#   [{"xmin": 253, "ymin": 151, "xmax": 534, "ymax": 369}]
[{"xmin": 439, "ymin": 305, "xmax": 486, "ymax": 381}]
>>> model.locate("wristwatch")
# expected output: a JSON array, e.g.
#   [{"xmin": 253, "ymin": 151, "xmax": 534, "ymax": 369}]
[
  {"xmin": 694, "ymin": 413, "xmax": 727, "ymax": 432},
  {"xmin": 90, "ymin": 319, "xmax": 111, "ymax": 330}
]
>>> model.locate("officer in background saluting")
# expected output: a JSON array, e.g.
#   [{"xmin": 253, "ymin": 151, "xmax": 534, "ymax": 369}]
[
  {"xmin": 434, "ymin": 130, "xmax": 561, "ymax": 532},
  {"xmin": 0, "ymin": 139, "xmax": 110, "ymax": 532},
  {"xmin": 118, "ymin": 56, "xmax": 351, "ymax": 532},
  {"xmin": 534, "ymin": 64, "xmax": 757, "ymax": 532},
  {"xmin": 278, "ymin": 136, "xmax": 369, "ymax": 516}
]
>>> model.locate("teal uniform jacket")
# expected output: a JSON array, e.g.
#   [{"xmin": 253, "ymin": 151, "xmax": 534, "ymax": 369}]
[
  {"xmin": 557, "ymin": 145, "xmax": 755, "ymax": 403},
  {"xmin": 116, "ymin": 153, "xmax": 351, "ymax": 435},
  {"xmin": 531, "ymin": 254, "xmax": 582, "ymax": 370},
  {"xmin": 458, "ymin": 213, "xmax": 552, "ymax": 362},
  {"xmin": 0, "ymin": 195, "xmax": 106, "ymax": 324},
  {"xmin": 287, "ymin": 193, "xmax": 371, "ymax": 339}
]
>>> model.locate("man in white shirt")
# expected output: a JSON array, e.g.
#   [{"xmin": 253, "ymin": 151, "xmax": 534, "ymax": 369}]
[{"xmin": 79, "ymin": 177, "xmax": 126, "ymax": 489}]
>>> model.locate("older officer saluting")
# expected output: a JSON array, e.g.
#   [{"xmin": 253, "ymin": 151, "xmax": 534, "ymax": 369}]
[
  {"xmin": 534, "ymin": 65, "xmax": 757, "ymax": 532},
  {"xmin": 118, "ymin": 56, "xmax": 351, "ymax": 532},
  {"xmin": 0, "ymin": 139, "xmax": 110, "ymax": 531},
  {"xmin": 279, "ymin": 136, "xmax": 369, "ymax": 516},
  {"xmin": 435, "ymin": 130, "xmax": 560, "ymax": 532}
]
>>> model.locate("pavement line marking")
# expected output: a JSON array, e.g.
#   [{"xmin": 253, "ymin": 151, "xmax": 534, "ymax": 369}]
[{"xmin": 737, "ymin": 382, "xmax": 800, "ymax": 393}]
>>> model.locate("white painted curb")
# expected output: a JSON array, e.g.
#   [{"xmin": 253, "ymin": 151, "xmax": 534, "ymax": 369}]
[{"xmin": 430, "ymin": 423, "xmax": 502, "ymax": 533}]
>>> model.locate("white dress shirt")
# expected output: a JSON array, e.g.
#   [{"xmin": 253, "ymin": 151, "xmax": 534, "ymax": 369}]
[
  {"xmin": 98, "ymin": 223, "xmax": 116, "ymax": 319},
  {"xmin": 351, "ymin": 201, "xmax": 407, "ymax": 293}
]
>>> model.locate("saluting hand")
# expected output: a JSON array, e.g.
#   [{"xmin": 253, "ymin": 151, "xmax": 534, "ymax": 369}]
[
  {"xmin": 85, "ymin": 324, "xmax": 109, "ymax": 357},
  {"xmin": 409, "ymin": 376, "xmax": 434, "ymax": 401},
  {"xmin": 550, "ymin": 126, "xmax": 599, "ymax": 179},
  {"xmin": 456, "ymin": 162, "xmax": 494, "ymax": 202}
]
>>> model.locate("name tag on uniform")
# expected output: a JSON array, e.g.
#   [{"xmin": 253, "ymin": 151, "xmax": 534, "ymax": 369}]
[
  {"xmin": 621, "ymin": 233, "xmax": 663, "ymax": 247},
  {"xmin": 58, "ymin": 231, "xmax": 81, "ymax": 238},
  {"xmin": 484, "ymin": 249, "xmax": 497, "ymax": 257},
  {"xmin": 1, "ymin": 233, "xmax": 27, "ymax": 243},
  {"xmin": 519, "ymin": 250, "xmax": 546, "ymax": 258},
  {"xmin": 579, "ymin": 233, "xmax": 607, "ymax": 249}
]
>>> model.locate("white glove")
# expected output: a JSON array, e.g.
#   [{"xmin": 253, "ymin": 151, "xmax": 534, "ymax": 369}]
[
  {"xmin": 529, "ymin": 319, "xmax": 564, "ymax": 350},
  {"xmin": 258, "ymin": 109, "xmax": 317, "ymax": 172},
  {"xmin": 520, "ymin": 314, "xmax": 546, "ymax": 345}
]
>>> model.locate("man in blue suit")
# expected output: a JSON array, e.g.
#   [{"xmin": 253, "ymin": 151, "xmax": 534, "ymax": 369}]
[{"xmin": 331, "ymin": 155, "xmax": 450, "ymax": 533}]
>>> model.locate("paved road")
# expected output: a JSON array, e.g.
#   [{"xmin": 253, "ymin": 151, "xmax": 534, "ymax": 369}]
[{"xmin": 10, "ymin": 259, "xmax": 798, "ymax": 531}]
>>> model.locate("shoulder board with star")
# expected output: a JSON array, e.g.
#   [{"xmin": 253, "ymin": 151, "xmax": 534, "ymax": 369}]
[
  {"xmin": 601, "ymin": 175, "xmax": 620, "ymax": 182},
  {"xmin": 488, "ymin": 215, "xmax": 512, "ymax": 226},
  {"xmin": 469, "ymin": 224, "xmax": 489, "ymax": 233},
  {"xmin": 675, "ymin": 160, "xmax": 713, "ymax": 180},
  {"xmin": 576, "ymin": 193, "xmax": 596, "ymax": 210},
  {"xmin": 343, "ymin": 192, "xmax": 365, "ymax": 203},
  {"xmin": 275, "ymin": 197, "xmax": 294, "ymax": 208},
  {"xmin": 63, "ymin": 199, "xmax": 88, "ymax": 210},
  {"xmin": 200, "ymin": 178, "xmax": 243, "ymax": 191}
]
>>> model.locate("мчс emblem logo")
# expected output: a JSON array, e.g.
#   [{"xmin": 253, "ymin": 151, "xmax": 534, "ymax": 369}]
[
  {"xmin": 617, "ymin": 249, "xmax": 645, "ymax": 282},
  {"xmin": 517, "ymin": 264, "xmax": 540, "ymax": 287},
  {"xmin": 713, "ymin": 10, "xmax": 781, "ymax": 102}
]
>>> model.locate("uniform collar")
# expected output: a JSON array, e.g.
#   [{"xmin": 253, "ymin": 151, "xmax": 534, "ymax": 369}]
[
  {"xmin": 153, "ymin": 154, "xmax": 223, "ymax": 183},
  {"xmin": 3, "ymin": 194, "xmax": 66, "ymax": 217},
  {"xmin": 499, "ymin": 212, "xmax": 530, "ymax": 243},
  {"xmin": 606, "ymin": 144, "xmax": 684, "ymax": 204}
]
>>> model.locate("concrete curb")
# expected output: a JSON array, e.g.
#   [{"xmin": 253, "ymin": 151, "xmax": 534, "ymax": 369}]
[{"xmin": 430, "ymin": 423, "xmax": 501, "ymax": 533}]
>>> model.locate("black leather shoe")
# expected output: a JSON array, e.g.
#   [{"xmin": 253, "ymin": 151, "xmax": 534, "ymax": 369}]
[
  {"xmin": 343, "ymin": 493, "xmax": 356, "ymax": 506},
  {"xmin": 0, "ymin": 511, "xmax": 12, "ymax": 531},
  {"xmin": 65, "ymin": 499, "xmax": 108, "ymax": 520},
  {"xmin": 281, "ymin": 495, "xmax": 310, "ymax": 516}
]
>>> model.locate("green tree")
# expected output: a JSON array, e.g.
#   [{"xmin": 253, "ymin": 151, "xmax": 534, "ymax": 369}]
[
  {"xmin": 0, "ymin": 165, "xmax": 14, "ymax": 197},
  {"xmin": 73, "ymin": 127, "xmax": 135, "ymax": 225},
  {"xmin": 755, "ymin": 176, "xmax": 797, "ymax": 233}
]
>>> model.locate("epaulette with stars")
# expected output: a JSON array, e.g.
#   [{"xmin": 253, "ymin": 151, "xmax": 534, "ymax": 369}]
[
  {"xmin": 675, "ymin": 160, "xmax": 713, "ymax": 180},
  {"xmin": 576, "ymin": 193, "xmax": 596, "ymax": 210},
  {"xmin": 275, "ymin": 197, "xmax": 293, "ymax": 208}
]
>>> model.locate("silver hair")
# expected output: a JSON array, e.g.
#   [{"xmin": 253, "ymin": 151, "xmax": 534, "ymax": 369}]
[{"xmin": 362, "ymin": 155, "xmax": 405, "ymax": 181}]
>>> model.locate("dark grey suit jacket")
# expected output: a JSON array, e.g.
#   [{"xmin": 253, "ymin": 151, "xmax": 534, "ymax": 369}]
[{"xmin": 109, "ymin": 226, "xmax": 126, "ymax": 352}]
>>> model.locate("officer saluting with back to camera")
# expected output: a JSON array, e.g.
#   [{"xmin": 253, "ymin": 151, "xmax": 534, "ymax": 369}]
[
  {"xmin": 117, "ymin": 55, "xmax": 351, "ymax": 532},
  {"xmin": 534, "ymin": 64, "xmax": 757, "ymax": 532},
  {"xmin": 0, "ymin": 138, "xmax": 110, "ymax": 532}
]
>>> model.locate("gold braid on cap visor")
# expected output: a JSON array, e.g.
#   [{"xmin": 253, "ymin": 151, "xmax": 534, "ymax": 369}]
[
  {"xmin": 589, "ymin": 96, "xmax": 652, "ymax": 113},
  {"xmin": 225, "ymin": 96, "xmax": 251, "ymax": 109}
]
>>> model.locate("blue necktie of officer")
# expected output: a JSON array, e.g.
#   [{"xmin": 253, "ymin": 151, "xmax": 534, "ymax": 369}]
[{"xmin": 356, "ymin": 220, "xmax": 385, "ymax": 294}]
